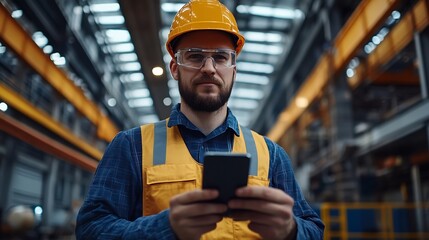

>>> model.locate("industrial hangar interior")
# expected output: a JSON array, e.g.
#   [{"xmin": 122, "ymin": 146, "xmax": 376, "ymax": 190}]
[{"xmin": 0, "ymin": 0, "xmax": 428, "ymax": 239}]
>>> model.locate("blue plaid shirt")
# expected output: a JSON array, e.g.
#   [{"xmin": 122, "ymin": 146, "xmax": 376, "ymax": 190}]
[{"xmin": 76, "ymin": 104, "xmax": 324, "ymax": 239}]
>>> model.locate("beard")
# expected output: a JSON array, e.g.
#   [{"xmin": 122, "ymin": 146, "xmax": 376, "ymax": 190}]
[{"xmin": 178, "ymin": 72, "xmax": 233, "ymax": 112}]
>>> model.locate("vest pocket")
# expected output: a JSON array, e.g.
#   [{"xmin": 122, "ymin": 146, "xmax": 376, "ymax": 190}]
[{"xmin": 145, "ymin": 164, "xmax": 198, "ymax": 214}]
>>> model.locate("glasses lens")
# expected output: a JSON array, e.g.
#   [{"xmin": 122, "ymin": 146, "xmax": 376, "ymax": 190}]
[{"xmin": 176, "ymin": 49, "xmax": 236, "ymax": 69}]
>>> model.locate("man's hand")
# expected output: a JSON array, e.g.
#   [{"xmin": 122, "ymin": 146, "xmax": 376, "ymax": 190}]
[
  {"xmin": 169, "ymin": 189, "xmax": 227, "ymax": 240},
  {"xmin": 228, "ymin": 186, "xmax": 297, "ymax": 240}
]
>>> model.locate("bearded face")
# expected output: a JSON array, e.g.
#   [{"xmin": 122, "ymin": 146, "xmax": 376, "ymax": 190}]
[{"xmin": 177, "ymin": 70, "xmax": 234, "ymax": 112}]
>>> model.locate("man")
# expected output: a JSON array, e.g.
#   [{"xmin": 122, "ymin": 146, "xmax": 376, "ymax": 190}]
[{"xmin": 76, "ymin": 0, "xmax": 324, "ymax": 239}]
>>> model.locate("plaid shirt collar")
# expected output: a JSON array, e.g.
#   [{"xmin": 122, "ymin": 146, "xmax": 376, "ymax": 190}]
[{"xmin": 167, "ymin": 103, "xmax": 240, "ymax": 137}]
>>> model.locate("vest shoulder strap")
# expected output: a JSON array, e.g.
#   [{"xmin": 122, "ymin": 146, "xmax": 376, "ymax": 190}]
[{"xmin": 142, "ymin": 120, "xmax": 269, "ymax": 177}]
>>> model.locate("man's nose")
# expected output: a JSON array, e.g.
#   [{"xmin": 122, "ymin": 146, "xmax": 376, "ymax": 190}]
[{"xmin": 200, "ymin": 57, "xmax": 216, "ymax": 72}]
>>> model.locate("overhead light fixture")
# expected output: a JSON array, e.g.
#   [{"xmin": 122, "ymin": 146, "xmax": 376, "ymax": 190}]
[
  {"xmin": 90, "ymin": 3, "xmax": 120, "ymax": 12},
  {"xmin": 0, "ymin": 102, "xmax": 8, "ymax": 112},
  {"xmin": 120, "ymin": 73, "xmax": 144, "ymax": 82},
  {"xmin": 243, "ymin": 43, "xmax": 283, "ymax": 55},
  {"xmin": 96, "ymin": 15, "xmax": 125, "ymax": 25},
  {"xmin": 236, "ymin": 73, "xmax": 269, "ymax": 85},
  {"xmin": 228, "ymin": 99, "xmax": 259, "ymax": 110},
  {"xmin": 109, "ymin": 43, "xmax": 134, "ymax": 53},
  {"xmin": 50, "ymin": 52, "xmax": 66, "ymax": 66},
  {"xmin": 169, "ymin": 88, "xmax": 180, "ymax": 98},
  {"xmin": 43, "ymin": 45, "xmax": 53, "ymax": 54},
  {"xmin": 243, "ymin": 31, "xmax": 282, "ymax": 43},
  {"xmin": 295, "ymin": 97, "xmax": 309, "ymax": 108},
  {"xmin": 115, "ymin": 53, "xmax": 138, "ymax": 62},
  {"xmin": 119, "ymin": 62, "xmax": 141, "ymax": 72},
  {"xmin": 364, "ymin": 42, "xmax": 376, "ymax": 54},
  {"xmin": 11, "ymin": 10, "xmax": 23, "ymax": 18},
  {"xmin": 53, "ymin": 57, "xmax": 66, "ymax": 66},
  {"xmin": 128, "ymin": 98, "xmax": 153, "ymax": 108},
  {"xmin": 163, "ymin": 97, "xmax": 172, "ymax": 106},
  {"xmin": 237, "ymin": 62, "xmax": 274, "ymax": 74},
  {"xmin": 32, "ymin": 31, "xmax": 48, "ymax": 47},
  {"xmin": 236, "ymin": 5, "xmax": 304, "ymax": 19},
  {"xmin": 125, "ymin": 89, "xmax": 150, "ymax": 98},
  {"xmin": 104, "ymin": 29, "xmax": 130, "ymax": 43},
  {"xmin": 163, "ymin": 53, "xmax": 172, "ymax": 63},
  {"xmin": 232, "ymin": 89, "xmax": 264, "ymax": 100},
  {"xmin": 107, "ymin": 98, "xmax": 117, "ymax": 107},
  {"xmin": 346, "ymin": 68, "xmax": 355, "ymax": 78},
  {"xmin": 152, "ymin": 67, "xmax": 164, "ymax": 76},
  {"xmin": 161, "ymin": 3, "xmax": 185, "ymax": 12}
]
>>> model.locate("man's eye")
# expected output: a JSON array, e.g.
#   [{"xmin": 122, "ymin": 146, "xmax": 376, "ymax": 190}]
[
  {"xmin": 213, "ymin": 54, "xmax": 228, "ymax": 62},
  {"xmin": 187, "ymin": 53, "xmax": 205, "ymax": 61}
]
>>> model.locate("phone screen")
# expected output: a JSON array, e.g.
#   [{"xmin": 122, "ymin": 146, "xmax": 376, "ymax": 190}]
[{"xmin": 202, "ymin": 152, "xmax": 251, "ymax": 204}]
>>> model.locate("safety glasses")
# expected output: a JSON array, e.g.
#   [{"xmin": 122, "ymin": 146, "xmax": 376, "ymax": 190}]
[{"xmin": 175, "ymin": 48, "xmax": 236, "ymax": 70}]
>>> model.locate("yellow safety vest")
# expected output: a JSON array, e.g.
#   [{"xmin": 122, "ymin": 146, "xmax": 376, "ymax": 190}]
[{"xmin": 141, "ymin": 118, "xmax": 270, "ymax": 239}]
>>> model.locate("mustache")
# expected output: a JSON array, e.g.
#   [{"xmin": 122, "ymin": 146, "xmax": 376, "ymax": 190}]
[{"xmin": 193, "ymin": 76, "xmax": 222, "ymax": 86}]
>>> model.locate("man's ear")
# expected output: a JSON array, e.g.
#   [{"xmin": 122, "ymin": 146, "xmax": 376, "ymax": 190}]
[{"xmin": 170, "ymin": 60, "xmax": 179, "ymax": 80}]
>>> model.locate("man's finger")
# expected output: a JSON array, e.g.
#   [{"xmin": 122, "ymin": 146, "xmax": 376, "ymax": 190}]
[
  {"xmin": 170, "ymin": 189, "xmax": 219, "ymax": 205},
  {"xmin": 228, "ymin": 199, "xmax": 292, "ymax": 216},
  {"xmin": 235, "ymin": 186, "xmax": 294, "ymax": 204}
]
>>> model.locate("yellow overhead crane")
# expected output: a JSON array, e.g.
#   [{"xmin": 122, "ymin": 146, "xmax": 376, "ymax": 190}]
[{"xmin": 268, "ymin": 0, "xmax": 429, "ymax": 143}]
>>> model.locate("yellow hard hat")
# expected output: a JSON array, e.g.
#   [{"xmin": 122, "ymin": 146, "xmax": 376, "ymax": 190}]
[{"xmin": 166, "ymin": 0, "xmax": 245, "ymax": 58}]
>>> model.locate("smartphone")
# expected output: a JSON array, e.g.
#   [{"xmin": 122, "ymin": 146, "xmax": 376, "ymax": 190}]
[{"xmin": 202, "ymin": 151, "xmax": 251, "ymax": 204}]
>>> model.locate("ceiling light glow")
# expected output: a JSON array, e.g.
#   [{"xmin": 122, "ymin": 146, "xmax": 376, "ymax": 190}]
[
  {"xmin": 43, "ymin": 45, "xmax": 53, "ymax": 54},
  {"xmin": 105, "ymin": 29, "xmax": 130, "ymax": 43},
  {"xmin": 32, "ymin": 31, "xmax": 48, "ymax": 47},
  {"xmin": 125, "ymin": 89, "xmax": 150, "ymax": 98},
  {"xmin": 237, "ymin": 5, "xmax": 304, "ymax": 19},
  {"xmin": 90, "ymin": 3, "xmax": 120, "ymax": 12},
  {"xmin": 96, "ymin": 15, "xmax": 125, "ymax": 25},
  {"xmin": 120, "ymin": 73, "xmax": 144, "ymax": 82},
  {"xmin": 152, "ymin": 67, "xmax": 164, "ymax": 76},
  {"xmin": 161, "ymin": 3, "xmax": 185, "ymax": 12},
  {"xmin": 244, "ymin": 31, "xmax": 282, "ymax": 43},
  {"xmin": 228, "ymin": 99, "xmax": 259, "ymax": 109},
  {"xmin": 236, "ymin": 73, "xmax": 270, "ymax": 85},
  {"xmin": 232, "ymin": 89, "xmax": 264, "ymax": 99},
  {"xmin": 243, "ymin": 43, "xmax": 283, "ymax": 55},
  {"xmin": 346, "ymin": 68, "xmax": 355, "ymax": 78},
  {"xmin": 295, "ymin": 97, "xmax": 309, "ymax": 108},
  {"xmin": 116, "ymin": 53, "xmax": 138, "ymax": 62},
  {"xmin": 120, "ymin": 62, "xmax": 141, "ymax": 71},
  {"xmin": 107, "ymin": 98, "xmax": 117, "ymax": 107},
  {"xmin": 0, "ymin": 102, "xmax": 8, "ymax": 112},
  {"xmin": 237, "ymin": 62, "xmax": 274, "ymax": 74},
  {"xmin": 12, "ymin": 10, "xmax": 23, "ymax": 18},
  {"xmin": 128, "ymin": 98, "xmax": 153, "ymax": 108},
  {"xmin": 110, "ymin": 43, "xmax": 134, "ymax": 53},
  {"xmin": 163, "ymin": 97, "xmax": 172, "ymax": 106}
]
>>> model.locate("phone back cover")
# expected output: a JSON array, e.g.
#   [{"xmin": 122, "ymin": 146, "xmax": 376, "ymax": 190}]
[{"xmin": 202, "ymin": 152, "xmax": 250, "ymax": 203}]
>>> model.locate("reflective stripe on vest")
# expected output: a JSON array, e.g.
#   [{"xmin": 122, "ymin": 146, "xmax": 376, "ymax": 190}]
[{"xmin": 151, "ymin": 119, "xmax": 259, "ymax": 175}]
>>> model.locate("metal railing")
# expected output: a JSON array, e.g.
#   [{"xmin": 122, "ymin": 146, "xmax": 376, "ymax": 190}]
[{"xmin": 320, "ymin": 202, "xmax": 429, "ymax": 240}]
